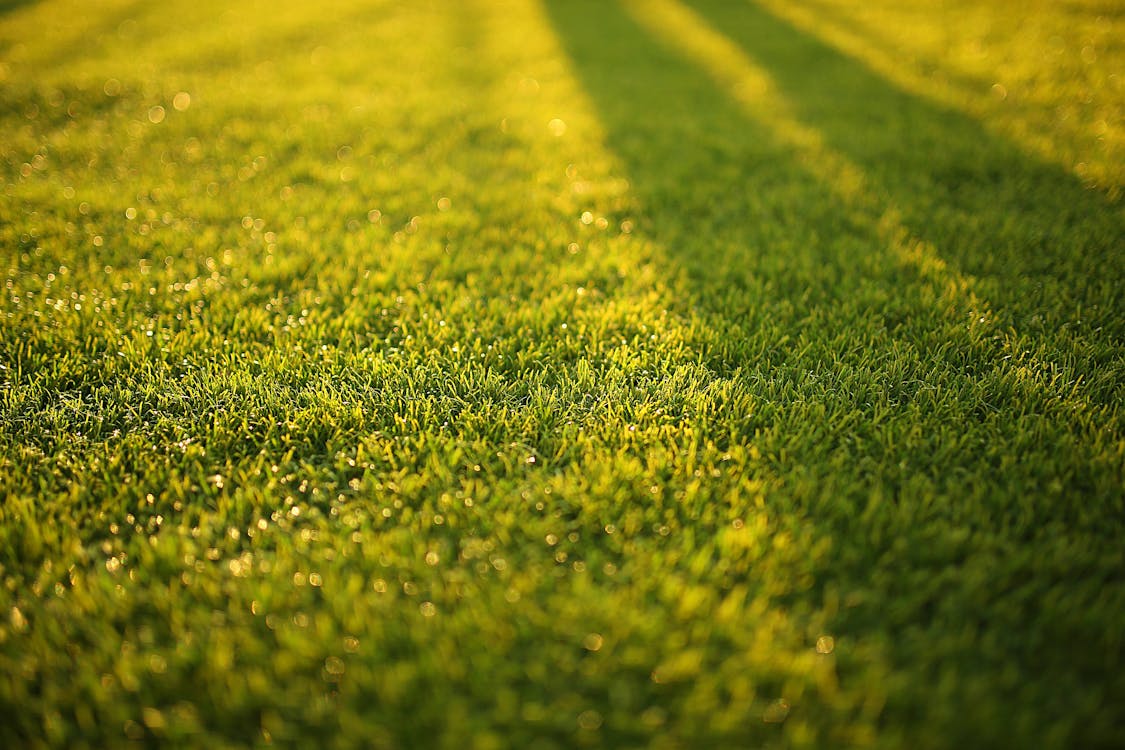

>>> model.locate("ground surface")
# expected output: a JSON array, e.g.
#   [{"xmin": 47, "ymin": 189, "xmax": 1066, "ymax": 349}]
[{"xmin": 1, "ymin": 0, "xmax": 1123, "ymax": 747}]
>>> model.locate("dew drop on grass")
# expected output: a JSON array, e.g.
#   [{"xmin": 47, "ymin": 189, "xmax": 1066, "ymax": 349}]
[
  {"xmin": 142, "ymin": 707, "xmax": 166, "ymax": 730},
  {"xmin": 763, "ymin": 699, "xmax": 790, "ymax": 723}
]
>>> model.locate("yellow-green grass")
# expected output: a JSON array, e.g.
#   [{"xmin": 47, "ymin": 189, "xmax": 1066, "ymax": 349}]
[{"xmin": 1, "ymin": 0, "xmax": 1122, "ymax": 747}]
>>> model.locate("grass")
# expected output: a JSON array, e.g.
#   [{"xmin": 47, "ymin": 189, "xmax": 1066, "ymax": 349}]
[{"xmin": 1, "ymin": 0, "xmax": 1122, "ymax": 747}]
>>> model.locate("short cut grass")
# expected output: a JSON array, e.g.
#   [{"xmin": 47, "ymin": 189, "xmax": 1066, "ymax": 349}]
[{"xmin": 1, "ymin": 0, "xmax": 1122, "ymax": 748}]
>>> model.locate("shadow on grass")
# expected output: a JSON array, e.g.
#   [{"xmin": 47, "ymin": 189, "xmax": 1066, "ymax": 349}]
[
  {"xmin": 542, "ymin": 0, "xmax": 1123, "ymax": 424},
  {"xmin": 546, "ymin": 0, "xmax": 1123, "ymax": 335},
  {"xmin": 0, "ymin": 0, "xmax": 36, "ymax": 17},
  {"xmin": 542, "ymin": 0, "xmax": 1125, "ymax": 745},
  {"xmin": 691, "ymin": 0, "xmax": 1123, "ymax": 334}
]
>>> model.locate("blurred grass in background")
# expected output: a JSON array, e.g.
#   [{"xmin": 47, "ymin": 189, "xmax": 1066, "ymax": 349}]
[{"xmin": 1, "ymin": 0, "xmax": 1122, "ymax": 747}]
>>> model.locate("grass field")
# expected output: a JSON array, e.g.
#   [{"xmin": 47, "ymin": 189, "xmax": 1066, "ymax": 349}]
[{"xmin": 1, "ymin": 0, "xmax": 1123, "ymax": 747}]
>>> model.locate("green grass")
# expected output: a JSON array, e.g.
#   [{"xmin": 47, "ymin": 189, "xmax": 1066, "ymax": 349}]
[{"xmin": 1, "ymin": 0, "xmax": 1123, "ymax": 747}]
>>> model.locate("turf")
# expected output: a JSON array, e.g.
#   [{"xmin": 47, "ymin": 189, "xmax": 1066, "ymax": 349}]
[{"xmin": 1, "ymin": 0, "xmax": 1123, "ymax": 747}]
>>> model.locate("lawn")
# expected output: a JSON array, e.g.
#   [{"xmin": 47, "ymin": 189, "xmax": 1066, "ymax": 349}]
[{"xmin": 1, "ymin": 0, "xmax": 1123, "ymax": 747}]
